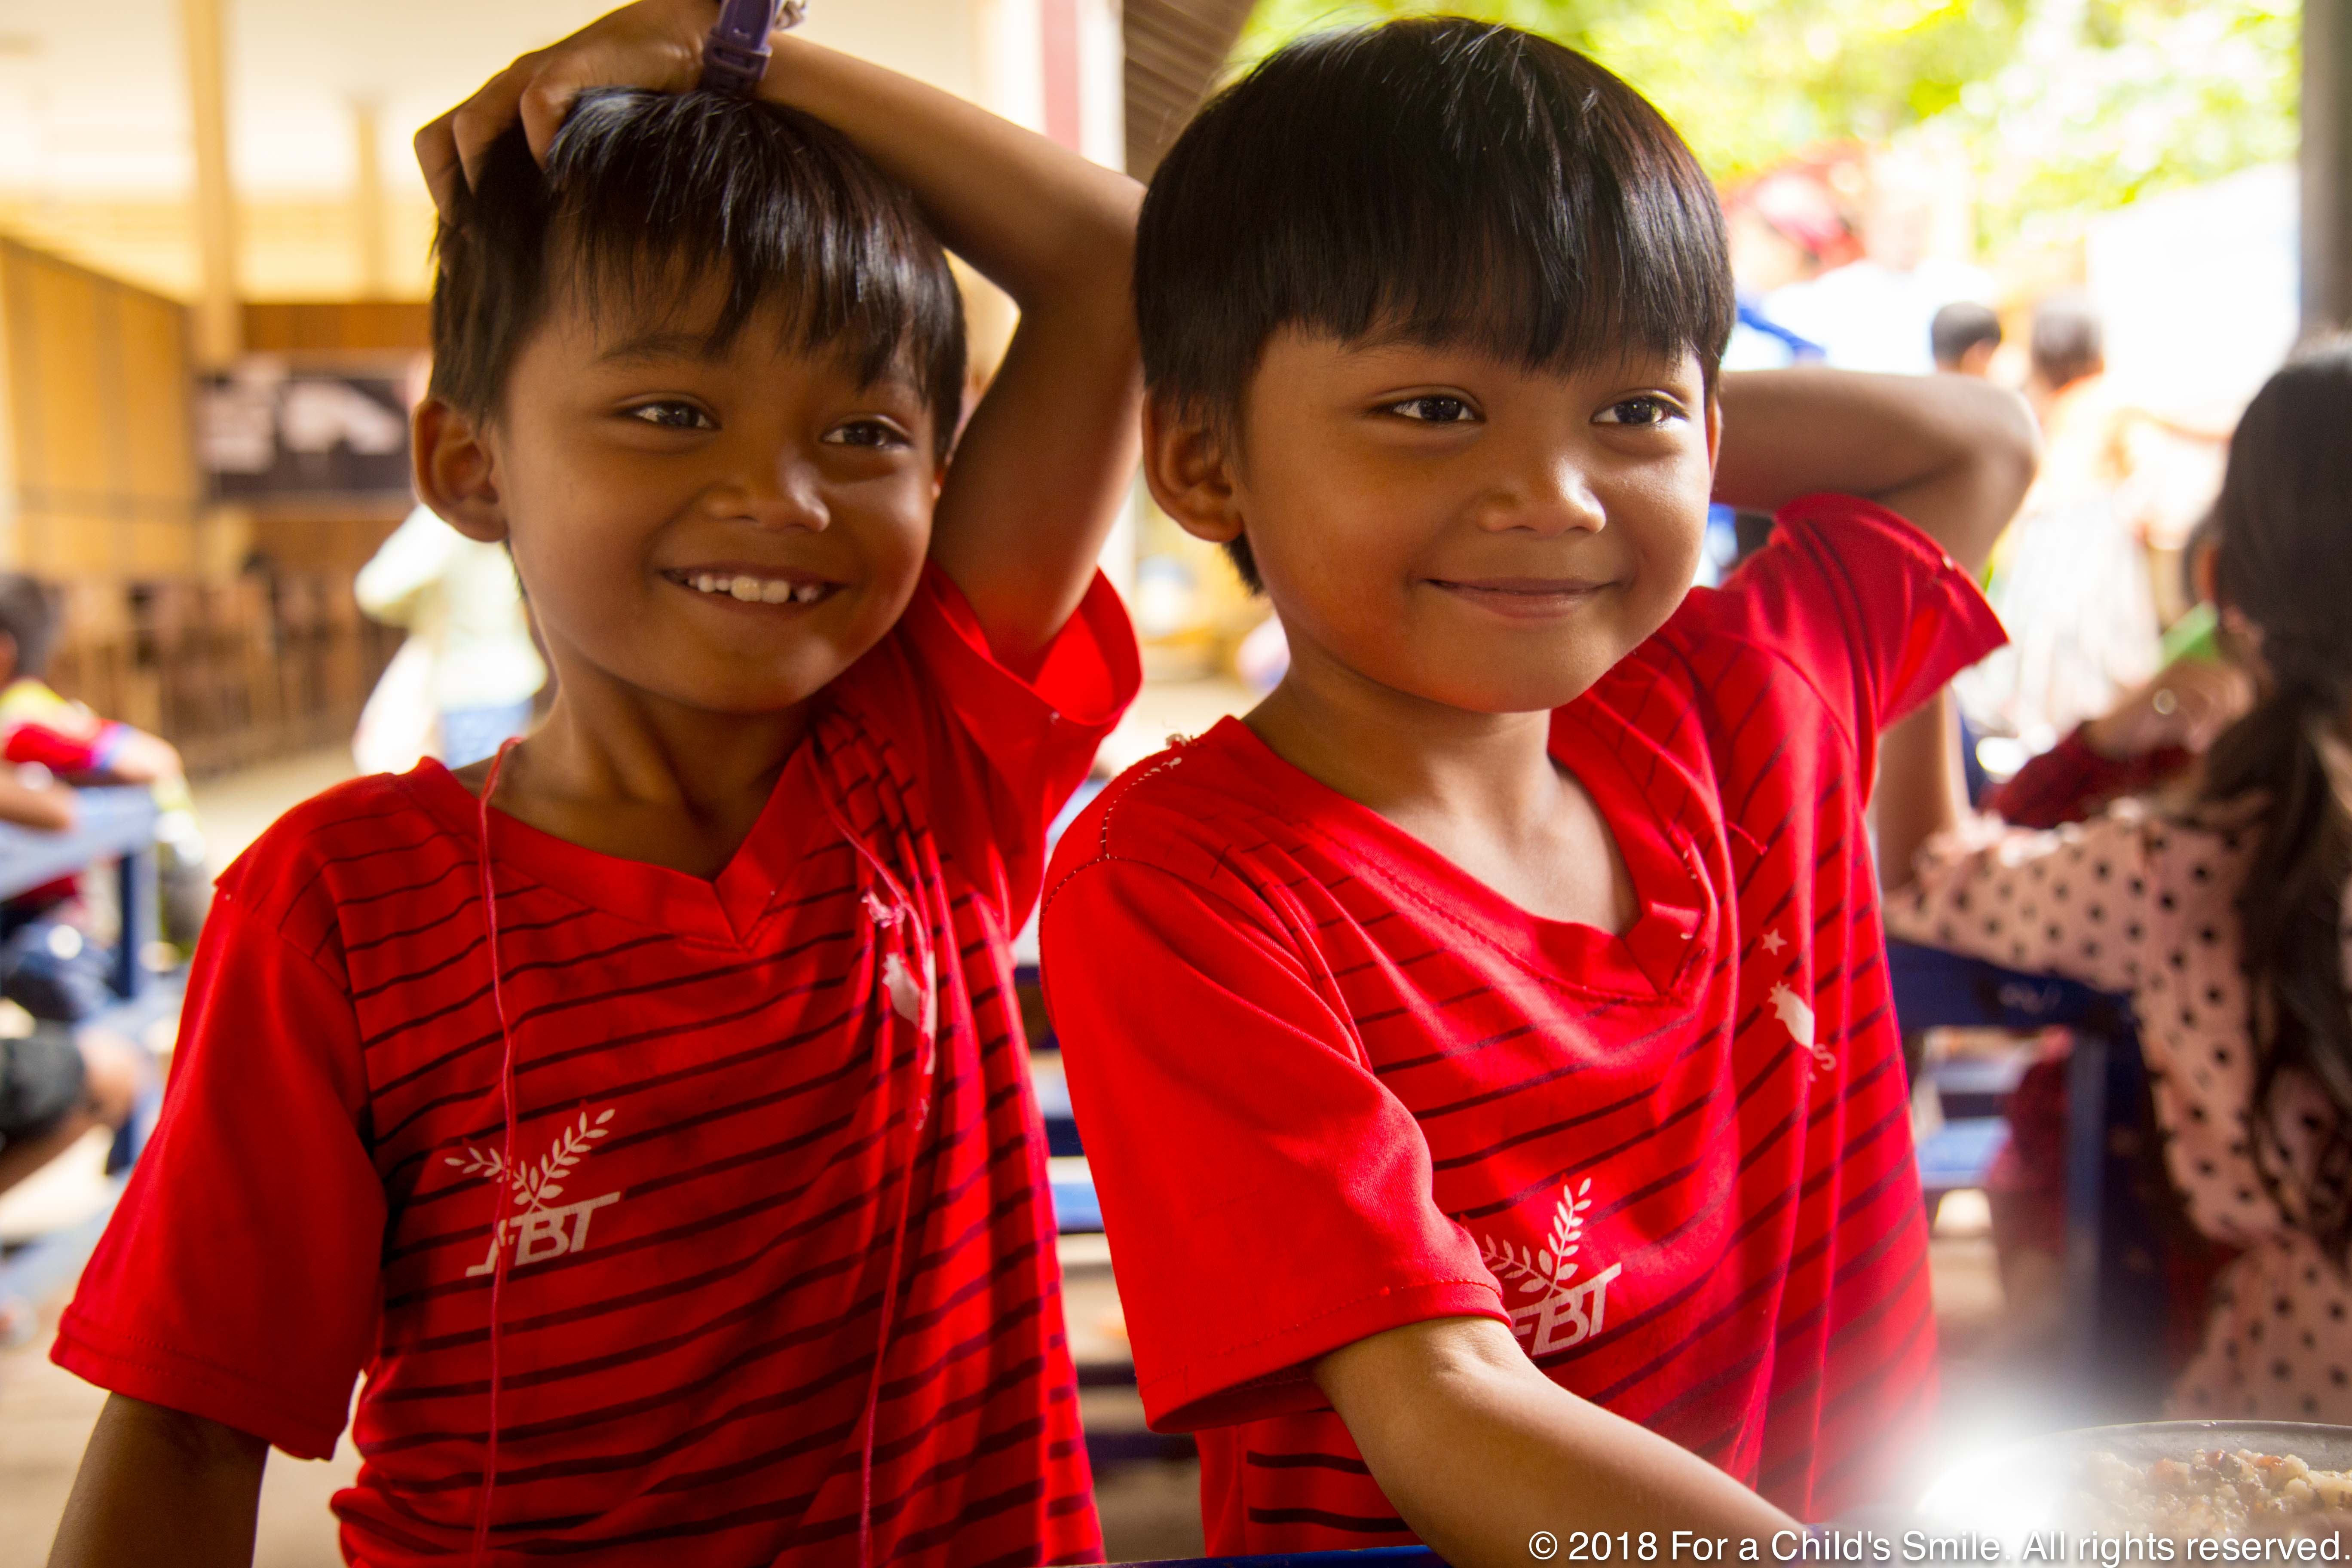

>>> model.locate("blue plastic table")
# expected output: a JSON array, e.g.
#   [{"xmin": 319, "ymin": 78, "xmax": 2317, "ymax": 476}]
[{"xmin": 0, "ymin": 784, "xmax": 160, "ymax": 1001}]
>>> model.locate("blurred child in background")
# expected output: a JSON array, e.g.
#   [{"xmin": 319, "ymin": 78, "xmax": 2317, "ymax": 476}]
[{"xmin": 1890, "ymin": 341, "xmax": 2352, "ymax": 1421}]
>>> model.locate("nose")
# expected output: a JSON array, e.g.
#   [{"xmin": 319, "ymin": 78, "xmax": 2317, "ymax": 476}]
[
  {"xmin": 712, "ymin": 450, "xmax": 831, "ymax": 532},
  {"xmin": 1473, "ymin": 446, "xmax": 1607, "ymax": 537}
]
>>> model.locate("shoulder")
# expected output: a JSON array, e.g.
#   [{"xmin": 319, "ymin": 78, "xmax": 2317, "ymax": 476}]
[
  {"xmin": 215, "ymin": 769, "xmax": 465, "ymax": 943},
  {"xmin": 1044, "ymin": 727, "xmax": 1298, "ymax": 920}
]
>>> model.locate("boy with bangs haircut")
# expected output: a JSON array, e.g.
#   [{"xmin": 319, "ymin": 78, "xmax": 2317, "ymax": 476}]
[
  {"xmin": 1041, "ymin": 18, "xmax": 2036, "ymax": 1564},
  {"xmin": 49, "ymin": 3, "xmax": 1140, "ymax": 1564}
]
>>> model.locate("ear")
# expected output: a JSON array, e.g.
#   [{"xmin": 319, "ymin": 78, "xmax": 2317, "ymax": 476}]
[
  {"xmin": 1142, "ymin": 395, "xmax": 1245, "ymax": 548},
  {"xmin": 412, "ymin": 397, "xmax": 509, "ymax": 543},
  {"xmin": 0, "ymin": 631, "xmax": 19, "ymax": 685},
  {"xmin": 1703, "ymin": 387, "xmax": 1724, "ymax": 471}
]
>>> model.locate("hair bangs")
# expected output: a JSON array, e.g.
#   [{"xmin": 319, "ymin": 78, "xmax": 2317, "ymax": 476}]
[
  {"xmin": 1138, "ymin": 18, "xmax": 1733, "ymax": 438},
  {"xmin": 432, "ymin": 90, "xmax": 966, "ymax": 459}
]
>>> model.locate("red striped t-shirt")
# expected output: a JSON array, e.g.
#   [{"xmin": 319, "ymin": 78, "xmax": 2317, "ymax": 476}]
[
  {"xmin": 1041, "ymin": 496, "xmax": 2003, "ymax": 1554},
  {"xmin": 56, "ymin": 565, "xmax": 1137, "ymax": 1566}
]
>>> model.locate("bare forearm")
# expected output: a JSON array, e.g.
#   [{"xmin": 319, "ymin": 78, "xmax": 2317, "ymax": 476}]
[
  {"xmin": 1712, "ymin": 368, "xmax": 2038, "ymax": 574},
  {"xmin": 1875, "ymin": 690, "xmax": 1966, "ymax": 894},
  {"xmin": 759, "ymin": 34, "xmax": 1139, "ymax": 308},
  {"xmin": 48, "ymin": 1395, "xmax": 266, "ymax": 1568},
  {"xmin": 756, "ymin": 38, "xmax": 1139, "ymax": 661},
  {"xmin": 0, "ymin": 774, "xmax": 74, "ymax": 830},
  {"xmin": 1317, "ymin": 1319, "xmax": 1797, "ymax": 1567}
]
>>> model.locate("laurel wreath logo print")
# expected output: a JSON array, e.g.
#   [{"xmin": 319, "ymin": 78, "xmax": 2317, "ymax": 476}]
[
  {"xmin": 1479, "ymin": 1178, "xmax": 1594, "ymax": 1298},
  {"xmin": 445, "ymin": 1108, "xmax": 616, "ymax": 1214}
]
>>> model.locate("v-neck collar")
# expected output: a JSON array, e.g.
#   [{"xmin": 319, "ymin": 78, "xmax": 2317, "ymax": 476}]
[
  {"xmin": 402, "ymin": 740, "xmax": 839, "ymax": 951},
  {"xmin": 1200, "ymin": 711, "xmax": 1710, "ymax": 998}
]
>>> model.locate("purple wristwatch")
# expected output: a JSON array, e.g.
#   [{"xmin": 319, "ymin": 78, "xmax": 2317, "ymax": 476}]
[{"xmin": 699, "ymin": 0, "xmax": 806, "ymax": 97}]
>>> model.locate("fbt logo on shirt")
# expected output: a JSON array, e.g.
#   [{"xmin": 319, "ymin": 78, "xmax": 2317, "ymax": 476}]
[
  {"xmin": 1478, "ymin": 1179, "xmax": 1624, "ymax": 1357},
  {"xmin": 446, "ymin": 1108, "xmax": 625, "ymax": 1277}
]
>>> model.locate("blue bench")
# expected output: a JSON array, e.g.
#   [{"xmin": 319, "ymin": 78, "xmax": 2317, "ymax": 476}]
[{"xmin": 0, "ymin": 786, "xmax": 175, "ymax": 1320}]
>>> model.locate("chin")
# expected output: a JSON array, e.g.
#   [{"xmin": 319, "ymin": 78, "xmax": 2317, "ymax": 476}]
[
  {"xmin": 1389, "ymin": 644, "xmax": 1622, "ymax": 716},
  {"xmin": 655, "ymin": 663, "xmax": 851, "ymax": 717}
]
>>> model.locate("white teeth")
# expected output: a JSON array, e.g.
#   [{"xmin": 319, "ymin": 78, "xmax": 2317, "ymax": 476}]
[{"xmin": 682, "ymin": 571, "xmax": 827, "ymax": 603}]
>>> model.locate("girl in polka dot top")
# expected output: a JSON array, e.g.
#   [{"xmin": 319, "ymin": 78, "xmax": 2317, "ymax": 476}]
[{"xmin": 1887, "ymin": 341, "xmax": 2352, "ymax": 1421}]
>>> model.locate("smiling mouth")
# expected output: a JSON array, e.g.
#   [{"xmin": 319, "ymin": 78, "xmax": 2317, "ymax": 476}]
[
  {"xmin": 1426, "ymin": 577, "xmax": 1614, "ymax": 617},
  {"xmin": 665, "ymin": 569, "xmax": 840, "ymax": 606}
]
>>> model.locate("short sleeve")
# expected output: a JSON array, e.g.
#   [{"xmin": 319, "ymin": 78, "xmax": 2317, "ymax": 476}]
[
  {"xmin": 4, "ymin": 714, "xmax": 126, "ymax": 775},
  {"xmin": 1041, "ymin": 858, "xmax": 1508, "ymax": 1433},
  {"xmin": 1884, "ymin": 807, "xmax": 2153, "ymax": 996},
  {"xmin": 849, "ymin": 564, "xmax": 1139, "ymax": 927},
  {"xmin": 52, "ymin": 889, "xmax": 385, "ymax": 1459},
  {"xmin": 1701, "ymin": 493, "xmax": 2006, "ymax": 761}
]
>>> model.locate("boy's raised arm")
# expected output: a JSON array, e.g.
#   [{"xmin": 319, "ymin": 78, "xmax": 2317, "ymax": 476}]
[
  {"xmin": 1711, "ymin": 367, "xmax": 2039, "ymax": 577},
  {"xmin": 419, "ymin": 0, "xmax": 1143, "ymax": 671},
  {"xmin": 755, "ymin": 31, "xmax": 1142, "ymax": 668},
  {"xmin": 1709, "ymin": 368, "xmax": 2036, "ymax": 888}
]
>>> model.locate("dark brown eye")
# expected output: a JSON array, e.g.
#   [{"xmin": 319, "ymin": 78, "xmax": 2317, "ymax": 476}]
[
  {"xmin": 1597, "ymin": 395, "xmax": 1679, "ymax": 427},
  {"xmin": 823, "ymin": 420, "xmax": 911, "ymax": 450},
  {"xmin": 628, "ymin": 401, "xmax": 714, "ymax": 431},
  {"xmin": 1391, "ymin": 395, "xmax": 1473, "ymax": 423}
]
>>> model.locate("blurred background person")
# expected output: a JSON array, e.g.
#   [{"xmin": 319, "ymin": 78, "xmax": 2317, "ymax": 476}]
[
  {"xmin": 1891, "ymin": 343, "xmax": 2352, "ymax": 1421},
  {"xmin": 1722, "ymin": 165, "xmax": 1848, "ymax": 371},
  {"xmin": 0, "ymin": 576, "xmax": 208, "ymax": 962},
  {"xmin": 1933, "ymin": 300, "xmax": 2004, "ymax": 377},
  {"xmin": 1956, "ymin": 294, "xmax": 2163, "ymax": 750},
  {"xmin": 1767, "ymin": 155, "xmax": 1995, "ymax": 374},
  {"xmin": 352, "ymin": 502, "xmax": 545, "ymax": 771}
]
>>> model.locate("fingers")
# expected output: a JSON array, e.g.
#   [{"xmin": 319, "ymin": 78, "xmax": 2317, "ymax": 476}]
[
  {"xmin": 447, "ymin": 52, "xmax": 548, "ymax": 197},
  {"xmin": 415, "ymin": 112, "xmax": 464, "ymax": 219},
  {"xmin": 417, "ymin": 1, "xmax": 715, "ymax": 209},
  {"xmin": 515, "ymin": 34, "xmax": 703, "ymax": 163}
]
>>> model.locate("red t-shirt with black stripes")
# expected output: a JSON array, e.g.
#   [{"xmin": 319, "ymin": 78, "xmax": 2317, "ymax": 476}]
[
  {"xmin": 1041, "ymin": 496, "xmax": 2003, "ymax": 1555},
  {"xmin": 56, "ymin": 566, "xmax": 1136, "ymax": 1567}
]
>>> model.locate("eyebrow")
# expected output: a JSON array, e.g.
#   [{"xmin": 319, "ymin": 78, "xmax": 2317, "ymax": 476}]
[
  {"xmin": 594, "ymin": 329, "xmax": 725, "ymax": 367},
  {"xmin": 589, "ymin": 330, "xmax": 929, "ymax": 401}
]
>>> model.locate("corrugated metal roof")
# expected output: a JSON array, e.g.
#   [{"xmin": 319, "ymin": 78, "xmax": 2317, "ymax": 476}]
[{"xmin": 1123, "ymin": 0, "xmax": 1257, "ymax": 176}]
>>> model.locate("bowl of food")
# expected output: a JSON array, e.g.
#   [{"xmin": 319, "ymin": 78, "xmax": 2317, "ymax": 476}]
[{"xmin": 1912, "ymin": 1423, "xmax": 2352, "ymax": 1562}]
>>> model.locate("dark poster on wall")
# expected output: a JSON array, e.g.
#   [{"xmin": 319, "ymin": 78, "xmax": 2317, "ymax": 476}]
[{"xmin": 197, "ymin": 358, "xmax": 413, "ymax": 505}]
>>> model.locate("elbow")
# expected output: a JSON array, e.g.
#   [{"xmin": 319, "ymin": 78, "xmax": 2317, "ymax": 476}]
[
  {"xmin": 1967, "ymin": 383, "xmax": 2043, "ymax": 551},
  {"xmin": 1987, "ymin": 384, "xmax": 2043, "ymax": 506}
]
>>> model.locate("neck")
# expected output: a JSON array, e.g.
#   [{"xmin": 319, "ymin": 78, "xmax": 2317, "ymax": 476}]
[
  {"xmin": 512, "ymin": 651, "xmax": 813, "ymax": 818},
  {"xmin": 1245, "ymin": 634, "xmax": 1562, "ymax": 842}
]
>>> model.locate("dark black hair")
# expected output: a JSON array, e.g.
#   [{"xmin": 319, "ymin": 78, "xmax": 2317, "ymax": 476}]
[
  {"xmin": 1136, "ymin": 17, "xmax": 1734, "ymax": 588},
  {"xmin": 2196, "ymin": 339, "xmax": 2352, "ymax": 1262},
  {"xmin": 1931, "ymin": 301, "xmax": 2002, "ymax": 368},
  {"xmin": 2029, "ymin": 294, "xmax": 2103, "ymax": 391},
  {"xmin": 431, "ymin": 89, "xmax": 965, "ymax": 461},
  {"xmin": 0, "ymin": 574, "xmax": 61, "ymax": 680}
]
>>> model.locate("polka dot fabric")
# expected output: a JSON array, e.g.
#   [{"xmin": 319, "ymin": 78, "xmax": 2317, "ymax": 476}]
[{"xmin": 1889, "ymin": 799, "xmax": 2352, "ymax": 1418}]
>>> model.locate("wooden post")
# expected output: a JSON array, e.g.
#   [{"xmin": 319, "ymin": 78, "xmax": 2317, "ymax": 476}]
[
  {"xmin": 2306, "ymin": 0, "xmax": 2352, "ymax": 333},
  {"xmin": 180, "ymin": 0, "xmax": 240, "ymax": 368},
  {"xmin": 352, "ymin": 99, "xmax": 390, "ymax": 300}
]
